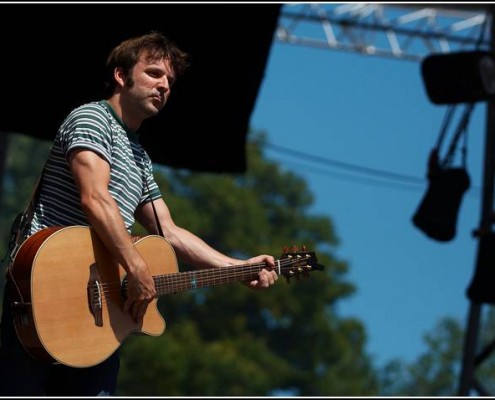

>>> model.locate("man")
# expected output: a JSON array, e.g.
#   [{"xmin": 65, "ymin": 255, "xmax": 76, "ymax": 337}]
[{"xmin": 0, "ymin": 31, "xmax": 278, "ymax": 396}]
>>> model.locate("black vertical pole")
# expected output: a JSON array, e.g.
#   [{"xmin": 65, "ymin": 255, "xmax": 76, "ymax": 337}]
[
  {"xmin": 458, "ymin": 6, "xmax": 495, "ymax": 396},
  {"xmin": 458, "ymin": 302, "xmax": 482, "ymax": 395}
]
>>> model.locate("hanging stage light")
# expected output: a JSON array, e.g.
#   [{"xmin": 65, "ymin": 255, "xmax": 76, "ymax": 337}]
[{"xmin": 421, "ymin": 51, "xmax": 495, "ymax": 105}]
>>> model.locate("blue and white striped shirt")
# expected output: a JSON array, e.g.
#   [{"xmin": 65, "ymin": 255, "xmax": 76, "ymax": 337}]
[{"xmin": 28, "ymin": 100, "xmax": 161, "ymax": 236}]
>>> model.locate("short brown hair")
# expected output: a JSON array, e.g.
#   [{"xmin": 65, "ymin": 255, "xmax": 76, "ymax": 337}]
[{"xmin": 103, "ymin": 31, "xmax": 190, "ymax": 97}]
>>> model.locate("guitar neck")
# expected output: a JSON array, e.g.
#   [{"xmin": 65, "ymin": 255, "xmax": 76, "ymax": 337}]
[
  {"xmin": 120, "ymin": 248, "xmax": 319, "ymax": 298},
  {"xmin": 153, "ymin": 261, "xmax": 274, "ymax": 296}
]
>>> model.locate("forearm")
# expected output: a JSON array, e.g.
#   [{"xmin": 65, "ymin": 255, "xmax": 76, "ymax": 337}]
[
  {"xmin": 136, "ymin": 199, "xmax": 275, "ymax": 273},
  {"xmin": 81, "ymin": 192, "xmax": 148, "ymax": 275},
  {"xmin": 165, "ymin": 225, "xmax": 241, "ymax": 269},
  {"xmin": 136, "ymin": 199, "xmax": 277, "ymax": 289},
  {"xmin": 165, "ymin": 225, "xmax": 278, "ymax": 291},
  {"xmin": 69, "ymin": 148, "xmax": 147, "ymax": 275}
]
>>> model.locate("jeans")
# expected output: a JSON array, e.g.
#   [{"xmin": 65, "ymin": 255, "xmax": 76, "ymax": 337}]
[{"xmin": 0, "ymin": 286, "xmax": 120, "ymax": 396}]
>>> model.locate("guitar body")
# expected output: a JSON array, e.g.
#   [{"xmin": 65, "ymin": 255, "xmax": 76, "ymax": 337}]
[
  {"xmin": 8, "ymin": 225, "xmax": 178, "ymax": 368},
  {"xmin": 7, "ymin": 225, "xmax": 322, "ymax": 369}
]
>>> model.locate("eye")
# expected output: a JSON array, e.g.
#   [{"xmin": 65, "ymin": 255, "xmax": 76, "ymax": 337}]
[{"xmin": 148, "ymin": 71, "xmax": 161, "ymax": 78}]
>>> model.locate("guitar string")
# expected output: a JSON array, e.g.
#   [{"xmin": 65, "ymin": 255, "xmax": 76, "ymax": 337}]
[
  {"xmin": 89, "ymin": 262, "xmax": 277, "ymax": 308},
  {"xmin": 99, "ymin": 257, "xmax": 307, "ymax": 291},
  {"xmin": 91, "ymin": 262, "xmax": 312, "ymax": 309},
  {"xmin": 93, "ymin": 257, "xmax": 306, "ymax": 291},
  {"xmin": 92, "ymin": 259, "xmax": 303, "ymax": 299},
  {"xmin": 89, "ymin": 257, "xmax": 312, "ymax": 307}
]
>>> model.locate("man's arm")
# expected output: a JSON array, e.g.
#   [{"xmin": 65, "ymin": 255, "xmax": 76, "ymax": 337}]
[
  {"xmin": 135, "ymin": 198, "xmax": 278, "ymax": 289},
  {"xmin": 69, "ymin": 148, "xmax": 156, "ymax": 321}
]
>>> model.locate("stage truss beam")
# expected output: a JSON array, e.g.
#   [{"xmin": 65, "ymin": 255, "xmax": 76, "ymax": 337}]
[{"xmin": 276, "ymin": 3, "xmax": 490, "ymax": 62}]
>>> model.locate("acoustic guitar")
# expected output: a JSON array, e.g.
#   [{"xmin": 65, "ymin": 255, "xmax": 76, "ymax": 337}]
[{"xmin": 7, "ymin": 225, "xmax": 323, "ymax": 368}]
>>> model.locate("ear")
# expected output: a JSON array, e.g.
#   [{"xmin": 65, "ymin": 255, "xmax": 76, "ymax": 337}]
[{"xmin": 113, "ymin": 67, "xmax": 126, "ymax": 88}]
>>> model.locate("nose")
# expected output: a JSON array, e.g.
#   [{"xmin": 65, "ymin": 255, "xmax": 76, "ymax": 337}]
[{"xmin": 157, "ymin": 76, "xmax": 170, "ymax": 95}]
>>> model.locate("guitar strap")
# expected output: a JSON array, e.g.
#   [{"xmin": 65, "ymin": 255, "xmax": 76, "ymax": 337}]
[
  {"xmin": 146, "ymin": 180, "xmax": 164, "ymax": 238},
  {"xmin": 1, "ymin": 163, "xmax": 46, "ymax": 313},
  {"xmin": 3, "ymin": 164, "xmax": 46, "ymax": 276}
]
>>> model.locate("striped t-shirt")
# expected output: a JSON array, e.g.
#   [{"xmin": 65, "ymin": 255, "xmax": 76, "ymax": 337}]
[{"xmin": 27, "ymin": 100, "xmax": 162, "ymax": 237}]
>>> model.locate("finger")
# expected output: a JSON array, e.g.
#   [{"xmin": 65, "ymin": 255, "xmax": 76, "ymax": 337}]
[
  {"xmin": 133, "ymin": 301, "xmax": 149, "ymax": 322},
  {"xmin": 258, "ymin": 274, "xmax": 270, "ymax": 288},
  {"xmin": 248, "ymin": 280, "xmax": 261, "ymax": 290},
  {"xmin": 123, "ymin": 297, "xmax": 133, "ymax": 314},
  {"xmin": 261, "ymin": 270, "xmax": 276, "ymax": 286}
]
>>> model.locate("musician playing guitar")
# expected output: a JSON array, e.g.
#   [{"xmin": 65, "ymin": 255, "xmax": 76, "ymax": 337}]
[{"xmin": 0, "ymin": 31, "xmax": 278, "ymax": 396}]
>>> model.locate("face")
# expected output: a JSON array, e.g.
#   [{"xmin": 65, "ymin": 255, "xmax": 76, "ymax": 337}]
[{"xmin": 118, "ymin": 51, "xmax": 176, "ymax": 125}]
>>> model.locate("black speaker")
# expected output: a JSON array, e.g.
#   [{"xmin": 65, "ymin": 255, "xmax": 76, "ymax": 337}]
[
  {"xmin": 412, "ymin": 166, "xmax": 470, "ymax": 242},
  {"xmin": 422, "ymin": 51, "xmax": 495, "ymax": 104},
  {"xmin": 467, "ymin": 233, "xmax": 495, "ymax": 304}
]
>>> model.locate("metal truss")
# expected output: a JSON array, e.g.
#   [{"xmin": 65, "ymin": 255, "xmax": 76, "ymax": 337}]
[{"xmin": 276, "ymin": 3, "xmax": 492, "ymax": 62}]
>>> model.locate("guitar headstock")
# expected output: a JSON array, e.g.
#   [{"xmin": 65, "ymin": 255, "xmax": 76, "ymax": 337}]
[{"xmin": 279, "ymin": 245, "xmax": 325, "ymax": 282}]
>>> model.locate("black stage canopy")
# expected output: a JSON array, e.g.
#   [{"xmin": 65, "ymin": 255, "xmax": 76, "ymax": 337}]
[{"xmin": 0, "ymin": 3, "xmax": 281, "ymax": 173}]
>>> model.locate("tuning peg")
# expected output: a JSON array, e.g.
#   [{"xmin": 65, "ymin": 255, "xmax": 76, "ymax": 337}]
[
  {"xmin": 302, "ymin": 244, "xmax": 307, "ymax": 251},
  {"xmin": 291, "ymin": 244, "xmax": 298, "ymax": 252}
]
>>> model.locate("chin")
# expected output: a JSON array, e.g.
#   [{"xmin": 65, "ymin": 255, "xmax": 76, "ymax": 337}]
[
  {"xmin": 149, "ymin": 102, "xmax": 164, "ymax": 114},
  {"xmin": 144, "ymin": 105, "xmax": 161, "ymax": 117}
]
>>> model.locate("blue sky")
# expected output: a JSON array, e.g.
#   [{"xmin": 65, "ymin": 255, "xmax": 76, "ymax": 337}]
[{"xmin": 250, "ymin": 5, "xmax": 486, "ymax": 367}]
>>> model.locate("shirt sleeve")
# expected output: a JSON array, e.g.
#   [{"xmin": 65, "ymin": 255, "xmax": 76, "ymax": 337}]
[{"xmin": 58, "ymin": 103, "xmax": 113, "ymax": 165}]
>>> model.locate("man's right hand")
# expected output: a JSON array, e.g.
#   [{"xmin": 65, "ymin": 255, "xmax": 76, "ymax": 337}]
[{"xmin": 123, "ymin": 268, "xmax": 156, "ymax": 323}]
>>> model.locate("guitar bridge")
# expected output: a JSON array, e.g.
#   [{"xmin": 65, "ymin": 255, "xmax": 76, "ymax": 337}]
[{"xmin": 87, "ymin": 263, "xmax": 103, "ymax": 327}]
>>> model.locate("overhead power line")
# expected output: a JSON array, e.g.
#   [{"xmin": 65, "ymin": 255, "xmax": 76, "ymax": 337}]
[
  {"xmin": 265, "ymin": 141, "xmax": 481, "ymax": 198},
  {"xmin": 266, "ymin": 141, "xmax": 425, "ymax": 184}
]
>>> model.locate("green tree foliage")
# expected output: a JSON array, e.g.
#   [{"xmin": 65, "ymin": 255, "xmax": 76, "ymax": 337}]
[
  {"xmin": 0, "ymin": 130, "xmax": 379, "ymax": 396},
  {"xmin": 378, "ymin": 308, "xmax": 495, "ymax": 396},
  {"xmin": 378, "ymin": 317, "xmax": 463, "ymax": 396},
  {"xmin": 119, "ymin": 131, "xmax": 378, "ymax": 396},
  {"xmin": 0, "ymin": 133, "xmax": 51, "ymax": 224},
  {"xmin": 0, "ymin": 133, "xmax": 51, "ymax": 288}
]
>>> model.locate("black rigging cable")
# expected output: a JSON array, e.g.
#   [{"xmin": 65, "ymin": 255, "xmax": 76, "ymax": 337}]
[{"xmin": 265, "ymin": 141, "xmax": 480, "ymax": 198}]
